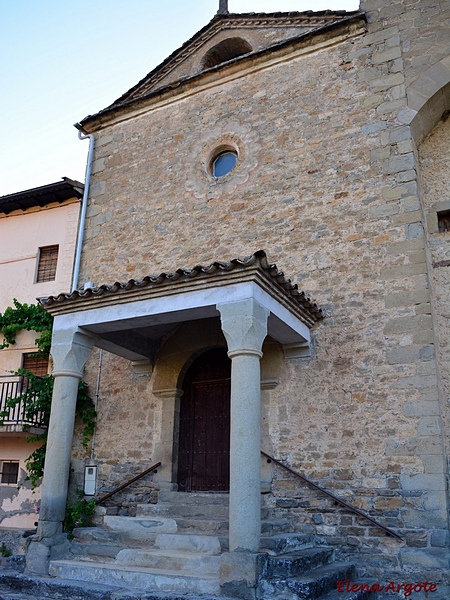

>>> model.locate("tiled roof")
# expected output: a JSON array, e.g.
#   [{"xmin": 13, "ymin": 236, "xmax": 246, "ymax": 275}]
[
  {"xmin": 40, "ymin": 250, "xmax": 323, "ymax": 324},
  {"xmin": 0, "ymin": 178, "xmax": 83, "ymax": 215}
]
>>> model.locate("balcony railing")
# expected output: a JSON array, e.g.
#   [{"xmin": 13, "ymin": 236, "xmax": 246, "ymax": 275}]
[{"xmin": 0, "ymin": 376, "xmax": 47, "ymax": 427}]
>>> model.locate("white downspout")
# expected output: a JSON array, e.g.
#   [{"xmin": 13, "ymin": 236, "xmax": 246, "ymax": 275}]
[{"xmin": 72, "ymin": 129, "xmax": 95, "ymax": 292}]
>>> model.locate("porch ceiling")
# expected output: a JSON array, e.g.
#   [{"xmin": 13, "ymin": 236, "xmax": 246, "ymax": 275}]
[{"xmin": 41, "ymin": 251, "xmax": 323, "ymax": 361}]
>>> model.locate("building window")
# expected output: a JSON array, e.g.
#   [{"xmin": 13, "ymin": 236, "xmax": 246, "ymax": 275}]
[
  {"xmin": 22, "ymin": 353, "xmax": 49, "ymax": 377},
  {"xmin": 0, "ymin": 461, "xmax": 19, "ymax": 484},
  {"xmin": 437, "ymin": 210, "xmax": 450, "ymax": 233},
  {"xmin": 36, "ymin": 245, "xmax": 59, "ymax": 282},
  {"xmin": 210, "ymin": 145, "xmax": 238, "ymax": 178}
]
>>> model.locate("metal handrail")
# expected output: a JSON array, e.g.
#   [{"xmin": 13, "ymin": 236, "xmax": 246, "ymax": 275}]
[
  {"xmin": 95, "ymin": 461, "xmax": 161, "ymax": 505},
  {"xmin": 261, "ymin": 451, "xmax": 403, "ymax": 541}
]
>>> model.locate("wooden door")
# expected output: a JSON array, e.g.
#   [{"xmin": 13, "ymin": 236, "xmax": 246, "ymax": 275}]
[{"xmin": 177, "ymin": 348, "xmax": 231, "ymax": 492}]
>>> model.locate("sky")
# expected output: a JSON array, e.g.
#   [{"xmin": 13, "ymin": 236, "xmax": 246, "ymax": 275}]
[{"xmin": 0, "ymin": 0, "xmax": 359, "ymax": 197}]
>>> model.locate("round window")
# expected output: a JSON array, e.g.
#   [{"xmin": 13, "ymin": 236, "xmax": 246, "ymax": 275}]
[{"xmin": 212, "ymin": 151, "xmax": 237, "ymax": 178}]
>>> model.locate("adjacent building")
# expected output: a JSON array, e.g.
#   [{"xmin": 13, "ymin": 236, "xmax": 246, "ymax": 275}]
[{"xmin": 0, "ymin": 178, "xmax": 83, "ymax": 528}]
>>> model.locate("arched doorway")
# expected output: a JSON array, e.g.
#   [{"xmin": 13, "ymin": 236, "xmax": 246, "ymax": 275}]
[{"xmin": 177, "ymin": 348, "xmax": 231, "ymax": 492}]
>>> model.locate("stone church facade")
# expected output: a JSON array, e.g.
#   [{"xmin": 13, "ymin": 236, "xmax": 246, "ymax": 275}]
[{"xmin": 26, "ymin": 0, "xmax": 450, "ymax": 596}]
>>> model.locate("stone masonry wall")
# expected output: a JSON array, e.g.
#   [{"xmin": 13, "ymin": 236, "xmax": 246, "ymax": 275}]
[
  {"xmin": 419, "ymin": 115, "xmax": 450, "ymax": 482},
  {"xmin": 76, "ymin": 3, "xmax": 449, "ymax": 584}
]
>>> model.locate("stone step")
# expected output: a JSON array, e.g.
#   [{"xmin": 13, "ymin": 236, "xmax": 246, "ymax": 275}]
[
  {"xmin": 263, "ymin": 547, "xmax": 335, "ymax": 578},
  {"xmin": 260, "ymin": 532, "xmax": 315, "ymax": 555},
  {"xmin": 72, "ymin": 527, "xmax": 123, "ymax": 545},
  {"xmin": 257, "ymin": 562, "xmax": 356, "ymax": 599},
  {"xmin": 0, "ymin": 571, "xmax": 120, "ymax": 600},
  {"xmin": 158, "ymin": 491, "xmax": 230, "ymax": 506},
  {"xmin": 170, "ymin": 516, "xmax": 229, "ymax": 533},
  {"xmin": 103, "ymin": 516, "xmax": 177, "ymax": 538},
  {"xmin": 115, "ymin": 548, "xmax": 221, "ymax": 573},
  {"xmin": 136, "ymin": 502, "xmax": 272, "ymax": 520},
  {"xmin": 69, "ymin": 541, "xmax": 124, "ymax": 560},
  {"xmin": 0, "ymin": 569, "xmax": 235, "ymax": 600},
  {"xmin": 154, "ymin": 532, "xmax": 222, "ymax": 554},
  {"xmin": 136, "ymin": 502, "xmax": 230, "ymax": 519},
  {"xmin": 49, "ymin": 559, "xmax": 222, "ymax": 595}
]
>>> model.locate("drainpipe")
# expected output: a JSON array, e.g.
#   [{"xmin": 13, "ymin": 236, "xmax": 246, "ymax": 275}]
[{"xmin": 72, "ymin": 128, "xmax": 95, "ymax": 292}]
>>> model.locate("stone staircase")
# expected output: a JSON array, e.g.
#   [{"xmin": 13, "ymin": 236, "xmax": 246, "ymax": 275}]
[{"xmin": 37, "ymin": 491, "xmax": 375, "ymax": 599}]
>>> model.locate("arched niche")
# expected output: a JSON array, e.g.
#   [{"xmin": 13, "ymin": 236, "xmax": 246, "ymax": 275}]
[
  {"xmin": 201, "ymin": 37, "xmax": 253, "ymax": 70},
  {"xmin": 406, "ymin": 58, "xmax": 450, "ymax": 145}
]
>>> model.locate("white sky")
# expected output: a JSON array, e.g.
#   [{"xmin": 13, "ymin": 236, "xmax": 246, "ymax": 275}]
[{"xmin": 0, "ymin": 0, "xmax": 359, "ymax": 196}]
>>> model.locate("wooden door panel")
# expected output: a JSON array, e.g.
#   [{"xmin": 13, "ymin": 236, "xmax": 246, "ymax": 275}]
[{"xmin": 178, "ymin": 349, "xmax": 230, "ymax": 492}]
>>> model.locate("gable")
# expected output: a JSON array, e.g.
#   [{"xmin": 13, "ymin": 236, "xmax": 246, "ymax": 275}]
[{"xmin": 99, "ymin": 10, "xmax": 364, "ymax": 119}]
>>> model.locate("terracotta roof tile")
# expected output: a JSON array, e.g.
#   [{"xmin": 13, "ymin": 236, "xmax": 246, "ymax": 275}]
[{"xmin": 40, "ymin": 250, "xmax": 323, "ymax": 324}]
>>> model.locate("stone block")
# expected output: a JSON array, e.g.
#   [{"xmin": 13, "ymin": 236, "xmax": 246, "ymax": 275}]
[
  {"xmin": 393, "ymin": 375, "xmax": 438, "ymax": 390},
  {"xmin": 372, "ymin": 46, "xmax": 402, "ymax": 64},
  {"xmin": 417, "ymin": 417, "xmax": 441, "ymax": 436},
  {"xmin": 421, "ymin": 455, "xmax": 446, "ymax": 475},
  {"xmin": 25, "ymin": 539, "xmax": 50, "ymax": 575},
  {"xmin": 382, "ymin": 184, "xmax": 408, "ymax": 200},
  {"xmin": 388, "ymin": 152, "xmax": 416, "ymax": 173},
  {"xmin": 399, "ymin": 548, "xmax": 449, "ymax": 570},
  {"xmin": 368, "ymin": 203, "xmax": 399, "ymax": 219},
  {"xmin": 377, "ymin": 98, "xmax": 408, "ymax": 115},
  {"xmin": 398, "ymin": 107, "xmax": 417, "ymax": 125},
  {"xmin": 423, "ymin": 491, "xmax": 448, "ymax": 512},
  {"xmin": 220, "ymin": 551, "xmax": 261, "ymax": 600},
  {"xmin": 402, "ymin": 508, "xmax": 448, "ymax": 530},
  {"xmin": 386, "ymin": 346, "xmax": 420, "ymax": 364},
  {"xmin": 390, "ymin": 125, "xmax": 412, "ymax": 143},
  {"xmin": 364, "ymin": 25, "xmax": 399, "ymax": 46},
  {"xmin": 396, "ymin": 169, "xmax": 417, "ymax": 183},
  {"xmin": 403, "ymin": 401, "xmax": 439, "ymax": 417},
  {"xmin": 406, "ymin": 222, "xmax": 424, "ymax": 238},
  {"xmin": 416, "ymin": 436, "xmax": 445, "ymax": 456},
  {"xmin": 370, "ymin": 72, "xmax": 405, "ymax": 92},
  {"xmin": 91, "ymin": 158, "xmax": 106, "ymax": 175},
  {"xmin": 400, "ymin": 195, "xmax": 421, "ymax": 211},
  {"xmin": 384, "ymin": 314, "xmax": 432, "ymax": 335},
  {"xmin": 400, "ymin": 474, "xmax": 446, "ymax": 492},
  {"xmin": 430, "ymin": 530, "xmax": 449, "ymax": 548}
]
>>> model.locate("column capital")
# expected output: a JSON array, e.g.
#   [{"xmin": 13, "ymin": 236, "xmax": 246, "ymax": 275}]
[
  {"xmin": 217, "ymin": 298, "xmax": 269, "ymax": 357},
  {"xmin": 50, "ymin": 327, "xmax": 96, "ymax": 379}
]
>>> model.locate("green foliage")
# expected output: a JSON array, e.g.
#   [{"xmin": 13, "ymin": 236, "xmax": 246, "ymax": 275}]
[
  {"xmin": 0, "ymin": 375, "xmax": 97, "ymax": 488},
  {"xmin": 76, "ymin": 381, "xmax": 97, "ymax": 449},
  {"xmin": 0, "ymin": 543, "xmax": 11, "ymax": 558},
  {"xmin": 0, "ymin": 300, "xmax": 97, "ymax": 488},
  {"xmin": 0, "ymin": 299, "xmax": 53, "ymax": 354},
  {"xmin": 63, "ymin": 490, "xmax": 96, "ymax": 538}
]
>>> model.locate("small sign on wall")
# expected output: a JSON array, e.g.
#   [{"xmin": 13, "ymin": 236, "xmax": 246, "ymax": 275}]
[{"xmin": 84, "ymin": 465, "xmax": 97, "ymax": 496}]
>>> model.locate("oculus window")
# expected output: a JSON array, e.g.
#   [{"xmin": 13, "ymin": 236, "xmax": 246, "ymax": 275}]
[{"xmin": 212, "ymin": 151, "xmax": 238, "ymax": 178}]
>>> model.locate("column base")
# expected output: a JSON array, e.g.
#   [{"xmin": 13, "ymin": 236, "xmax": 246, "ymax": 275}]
[
  {"xmin": 25, "ymin": 521, "xmax": 70, "ymax": 576},
  {"xmin": 220, "ymin": 551, "xmax": 266, "ymax": 600}
]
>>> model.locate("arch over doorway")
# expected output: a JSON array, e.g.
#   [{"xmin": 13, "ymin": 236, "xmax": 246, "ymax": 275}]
[{"xmin": 177, "ymin": 348, "xmax": 231, "ymax": 492}]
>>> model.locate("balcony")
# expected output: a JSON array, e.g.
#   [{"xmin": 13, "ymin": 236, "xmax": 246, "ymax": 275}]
[{"xmin": 0, "ymin": 376, "xmax": 48, "ymax": 431}]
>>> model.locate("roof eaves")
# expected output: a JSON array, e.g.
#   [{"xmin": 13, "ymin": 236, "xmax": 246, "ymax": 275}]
[
  {"xmin": 40, "ymin": 250, "xmax": 324, "ymax": 326},
  {"xmin": 0, "ymin": 178, "xmax": 84, "ymax": 215}
]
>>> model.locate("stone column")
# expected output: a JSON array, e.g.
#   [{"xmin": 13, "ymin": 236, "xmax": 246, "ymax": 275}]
[
  {"xmin": 217, "ymin": 298, "xmax": 269, "ymax": 552},
  {"xmin": 27, "ymin": 326, "xmax": 95, "ymax": 575}
]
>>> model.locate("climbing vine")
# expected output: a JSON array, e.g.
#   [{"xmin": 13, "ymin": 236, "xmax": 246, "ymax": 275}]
[
  {"xmin": 0, "ymin": 299, "xmax": 53, "ymax": 355},
  {"xmin": 0, "ymin": 300, "xmax": 96, "ymax": 488}
]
